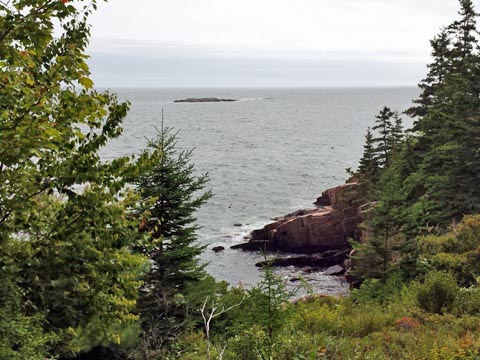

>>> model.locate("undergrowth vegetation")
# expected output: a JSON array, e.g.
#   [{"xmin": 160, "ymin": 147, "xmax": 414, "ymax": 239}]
[
  {"xmin": 147, "ymin": 215, "xmax": 480, "ymax": 359},
  {"xmin": 3, "ymin": 0, "xmax": 480, "ymax": 358},
  {"xmin": 160, "ymin": 290, "xmax": 480, "ymax": 359}
]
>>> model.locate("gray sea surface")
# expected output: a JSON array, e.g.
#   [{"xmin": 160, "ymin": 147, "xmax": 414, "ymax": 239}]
[{"xmin": 100, "ymin": 87, "xmax": 419, "ymax": 296}]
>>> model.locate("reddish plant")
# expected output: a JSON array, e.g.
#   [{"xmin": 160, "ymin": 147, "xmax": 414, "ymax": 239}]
[{"xmin": 394, "ymin": 316, "xmax": 420, "ymax": 331}]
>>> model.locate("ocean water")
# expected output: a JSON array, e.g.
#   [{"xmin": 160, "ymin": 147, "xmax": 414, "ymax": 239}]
[{"xmin": 101, "ymin": 87, "xmax": 419, "ymax": 295}]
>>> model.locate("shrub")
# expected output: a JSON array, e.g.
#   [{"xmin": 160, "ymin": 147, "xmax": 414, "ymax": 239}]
[
  {"xmin": 454, "ymin": 286, "xmax": 480, "ymax": 315},
  {"xmin": 351, "ymin": 273, "xmax": 405, "ymax": 305},
  {"xmin": 419, "ymin": 215, "xmax": 480, "ymax": 286},
  {"xmin": 416, "ymin": 271, "xmax": 458, "ymax": 314}
]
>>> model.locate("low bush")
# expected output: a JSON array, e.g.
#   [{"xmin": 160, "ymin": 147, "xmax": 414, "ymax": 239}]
[
  {"xmin": 350, "ymin": 273, "xmax": 406, "ymax": 305},
  {"xmin": 415, "ymin": 271, "xmax": 458, "ymax": 314},
  {"xmin": 454, "ymin": 286, "xmax": 480, "ymax": 315}
]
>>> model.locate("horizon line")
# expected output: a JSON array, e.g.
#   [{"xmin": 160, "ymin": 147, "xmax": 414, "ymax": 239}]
[{"xmin": 95, "ymin": 84, "xmax": 419, "ymax": 90}]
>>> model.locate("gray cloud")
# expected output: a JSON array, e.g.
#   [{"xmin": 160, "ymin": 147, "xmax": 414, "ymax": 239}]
[
  {"xmin": 87, "ymin": 0, "xmax": 474, "ymax": 87},
  {"xmin": 89, "ymin": 52, "xmax": 425, "ymax": 88}
]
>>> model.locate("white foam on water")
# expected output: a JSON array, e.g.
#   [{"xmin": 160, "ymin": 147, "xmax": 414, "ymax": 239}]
[
  {"xmin": 206, "ymin": 221, "xmax": 271, "ymax": 251},
  {"xmin": 221, "ymin": 221, "xmax": 270, "ymax": 243},
  {"xmin": 238, "ymin": 97, "xmax": 263, "ymax": 102}
]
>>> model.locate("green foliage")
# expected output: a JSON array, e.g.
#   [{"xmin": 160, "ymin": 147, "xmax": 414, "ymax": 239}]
[
  {"xmin": 204, "ymin": 259, "xmax": 297, "ymax": 359},
  {"xmin": 453, "ymin": 286, "xmax": 480, "ymax": 316},
  {"xmin": 353, "ymin": 0, "xmax": 480, "ymax": 285},
  {"xmin": 136, "ymin": 125, "xmax": 212, "ymax": 290},
  {"xmin": 371, "ymin": 106, "xmax": 403, "ymax": 169},
  {"xmin": 127, "ymin": 276, "xmax": 233, "ymax": 360},
  {"xmin": 357, "ymin": 128, "xmax": 380, "ymax": 183},
  {"xmin": 0, "ymin": 0, "xmax": 161, "ymax": 356},
  {"xmin": 419, "ymin": 214, "xmax": 480, "ymax": 285},
  {"xmin": 226, "ymin": 325, "xmax": 273, "ymax": 360},
  {"xmin": 134, "ymin": 124, "xmax": 213, "ymax": 348},
  {"xmin": 158, "ymin": 287, "xmax": 480, "ymax": 359},
  {"xmin": 0, "ymin": 268, "xmax": 57, "ymax": 360},
  {"xmin": 350, "ymin": 273, "xmax": 406, "ymax": 305},
  {"xmin": 356, "ymin": 108, "xmax": 404, "ymax": 190},
  {"xmin": 421, "ymin": 215, "xmax": 480, "ymax": 254},
  {"xmin": 163, "ymin": 261, "xmax": 299, "ymax": 360},
  {"xmin": 415, "ymin": 271, "xmax": 459, "ymax": 314},
  {"xmin": 247, "ymin": 261, "xmax": 296, "ymax": 346},
  {"xmin": 399, "ymin": 0, "xmax": 480, "ymax": 226},
  {"xmin": 352, "ymin": 160, "xmax": 410, "ymax": 282}
]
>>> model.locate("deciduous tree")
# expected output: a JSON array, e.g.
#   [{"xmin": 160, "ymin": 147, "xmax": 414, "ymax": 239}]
[{"xmin": 0, "ymin": 0, "xmax": 159, "ymax": 356}]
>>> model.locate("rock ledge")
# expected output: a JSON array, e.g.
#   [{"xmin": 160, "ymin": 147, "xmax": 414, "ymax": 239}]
[{"xmin": 233, "ymin": 182, "xmax": 365, "ymax": 254}]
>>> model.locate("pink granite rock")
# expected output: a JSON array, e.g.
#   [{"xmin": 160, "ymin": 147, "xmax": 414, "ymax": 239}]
[{"xmin": 235, "ymin": 182, "xmax": 365, "ymax": 253}]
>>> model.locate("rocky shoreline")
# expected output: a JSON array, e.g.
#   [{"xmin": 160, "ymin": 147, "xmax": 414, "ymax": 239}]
[{"xmin": 231, "ymin": 181, "xmax": 368, "ymax": 284}]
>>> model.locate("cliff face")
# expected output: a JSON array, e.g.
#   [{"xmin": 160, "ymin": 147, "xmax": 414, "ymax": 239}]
[{"xmin": 234, "ymin": 182, "xmax": 366, "ymax": 254}]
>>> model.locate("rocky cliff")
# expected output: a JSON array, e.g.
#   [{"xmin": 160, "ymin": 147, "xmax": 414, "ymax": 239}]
[{"xmin": 233, "ymin": 181, "xmax": 366, "ymax": 254}]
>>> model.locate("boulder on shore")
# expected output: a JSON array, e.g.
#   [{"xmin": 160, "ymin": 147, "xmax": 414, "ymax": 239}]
[{"xmin": 324, "ymin": 265, "xmax": 345, "ymax": 276}]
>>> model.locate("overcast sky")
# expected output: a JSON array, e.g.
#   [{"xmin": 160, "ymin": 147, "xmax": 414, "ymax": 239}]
[{"xmin": 87, "ymin": 0, "xmax": 474, "ymax": 87}]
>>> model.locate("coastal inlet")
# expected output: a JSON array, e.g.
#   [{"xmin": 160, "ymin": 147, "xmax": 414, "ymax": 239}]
[
  {"xmin": 227, "ymin": 180, "xmax": 366, "ymax": 294},
  {"xmin": 101, "ymin": 87, "xmax": 418, "ymax": 294}
]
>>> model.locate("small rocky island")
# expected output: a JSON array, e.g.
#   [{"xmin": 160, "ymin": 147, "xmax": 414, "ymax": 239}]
[
  {"xmin": 232, "ymin": 180, "xmax": 368, "ymax": 282},
  {"xmin": 174, "ymin": 97, "xmax": 237, "ymax": 103}
]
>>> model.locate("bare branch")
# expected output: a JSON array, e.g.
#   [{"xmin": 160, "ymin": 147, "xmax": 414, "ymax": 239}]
[{"xmin": 200, "ymin": 295, "xmax": 245, "ymax": 360}]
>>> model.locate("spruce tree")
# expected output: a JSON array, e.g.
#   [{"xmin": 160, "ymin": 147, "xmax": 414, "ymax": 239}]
[
  {"xmin": 404, "ymin": 0, "xmax": 480, "ymax": 225},
  {"xmin": 406, "ymin": 29, "xmax": 452, "ymax": 120},
  {"xmin": 358, "ymin": 128, "xmax": 378, "ymax": 177},
  {"xmin": 372, "ymin": 106, "xmax": 396, "ymax": 168},
  {"xmin": 449, "ymin": 0, "xmax": 478, "ymax": 63},
  {"xmin": 353, "ymin": 0, "xmax": 480, "ymax": 283},
  {"xmin": 390, "ymin": 112, "xmax": 404, "ymax": 150},
  {"xmin": 353, "ymin": 159, "xmax": 406, "ymax": 282},
  {"xmin": 355, "ymin": 109, "xmax": 403, "ymax": 200},
  {"xmin": 446, "ymin": 0, "xmax": 480, "ymax": 217},
  {"xmin": 136, "ymin": 123, "xmax": 213, "ymax": 340},
  {"xmin": 357, "ymin": 128, "xmax": 380, "ymax": 199}
]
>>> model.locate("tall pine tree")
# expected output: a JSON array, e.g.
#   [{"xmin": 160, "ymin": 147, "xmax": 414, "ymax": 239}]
[
  {"xmin": 404, "ymin": 0, "xmax": 480, "ymax": 226},
  {"xmin": 372, "ymin": 106, "xmax": 396, "ymax": 168},
  {"xmin": 135, "ymin": 122, "xmax": 213, "ymax": 341},
  {"xmin": 358, "ymin": 127, "xmax": 379, "ymax": 178},
  {"xmin": 356, "ymin": 107, "xmax": 403, "ymax": 186},
  {"xmin": 351, "ymin": 0, "xmax": 480, "ymax": 283},
  {"xmin": 406, "ymin": 29, "xmax": 452, "ymax": 121}
]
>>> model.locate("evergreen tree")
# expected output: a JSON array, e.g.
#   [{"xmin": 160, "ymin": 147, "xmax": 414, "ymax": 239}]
[
  {"xmin": 358, "ymin": 128, "xmax": 378, "ymax": 177},
  {"xmin": 372, "ymin": 106, "xmax": 396, "ymax": 168},
  {"xmin": 406, "ymin": 0, "xmax": 480, "ymax": 225},
  {"xmin": 352, "ymin": 161, "xmax": 406, "ymax": 282},
  {"xmin": 244, "ymin": 258, "xmax": 296, "ymax": 357},
  {"xmin": 357, "ymin": 108, "xmax": 403, "ymax": 185},
  {"xmin": 449, "ymin": 0, "xmax": 478, "ymax": 63},
  {"xmin": 136, "ymin": 123, "xmax": 213, "ymax": 341},
  {"xmin": 351, "ymin": 0, "xmax": 480, "ymax": 285},
  {"xmin": 406, "ymin": 29, "xmax": 452, "ymax": 120},
  {"xmin": 356, "ymin": 128, "xmax": 380, "ymax": 199},
  {"xmin": 445, "ymin": 0, "xmax": 480, "ymax": 217},
  {"xmin": 351, "ymin": 2, "xmax": 480, "ymax": 281},
  {"xmin": 390, "ymin": 112, "xmax": 404, "ymax": 150}
]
